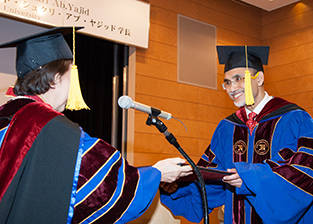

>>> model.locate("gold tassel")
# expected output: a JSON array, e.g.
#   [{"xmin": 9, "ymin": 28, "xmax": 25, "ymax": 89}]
[
  {"xmin": 245, "ymin": 69, "xmax": 254, "ymax": 105},
  {"xmin": 66, "ymin": 64, "xmax": 90, "ymax": 110},
  {"xmin": 244, "ymin": 45, "xmax": 254, "ymax": 106},
  {"xmin": 65, "ymin": 26, "xmax": 90, "ymax": 111}
]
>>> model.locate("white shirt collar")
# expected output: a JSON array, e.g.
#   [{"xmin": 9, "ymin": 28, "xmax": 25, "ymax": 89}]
[{"xmin": 245, "ymin": 92, "xmax": 273, "ymax": 117}]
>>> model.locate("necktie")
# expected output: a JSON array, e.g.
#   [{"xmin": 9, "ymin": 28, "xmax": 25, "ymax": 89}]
[{"xmin": 246, "ymin": 112, "xmax": 257, "ymax": 135}]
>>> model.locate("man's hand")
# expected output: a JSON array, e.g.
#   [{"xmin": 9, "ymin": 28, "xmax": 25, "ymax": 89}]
[
  {"xmin": 222, "ymin": 168, "xmax": 242, "ymax": 188},
  {"xmin": 152, "ymin": 158, "xmax": 192, "ymax": 183}
]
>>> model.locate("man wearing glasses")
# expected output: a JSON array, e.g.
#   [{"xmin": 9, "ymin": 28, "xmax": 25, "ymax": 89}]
[{"xmin": 160, "ymin": 46, "xmax": 313, "ymax": 224}]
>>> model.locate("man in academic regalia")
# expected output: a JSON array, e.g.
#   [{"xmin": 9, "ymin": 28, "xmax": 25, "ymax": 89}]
[
  {"xmin": 160, "ymin": 46, "xmax": 313, "ymax": 224},
  {"xmin": 0, "ymin": 27, "xmax": 192, "ymax": 224}
]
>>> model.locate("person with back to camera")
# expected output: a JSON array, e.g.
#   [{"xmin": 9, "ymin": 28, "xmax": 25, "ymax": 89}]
[
  {"xmin": 0, "ymin": 27, "xmax": 192, "ymax": 224},
  {"xmin": 160, "ymin": 45, "xmax": 313, "ymax": 224}
]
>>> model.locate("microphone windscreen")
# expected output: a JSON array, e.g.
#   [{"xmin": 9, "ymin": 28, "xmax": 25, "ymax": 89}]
[{"xmin": 118, "ymin": 95, "xmax": 133, "ymax": 109}]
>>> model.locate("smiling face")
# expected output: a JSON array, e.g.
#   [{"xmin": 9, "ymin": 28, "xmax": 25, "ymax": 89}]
[{"xmin": 224, "ymin": 67, "xmax": 265, "ymax": 110}]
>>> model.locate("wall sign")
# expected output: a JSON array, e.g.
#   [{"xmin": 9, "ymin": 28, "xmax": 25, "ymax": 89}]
[{"xmin": 0, "ymin": 0, "xmax": 150, "ymax": 48}]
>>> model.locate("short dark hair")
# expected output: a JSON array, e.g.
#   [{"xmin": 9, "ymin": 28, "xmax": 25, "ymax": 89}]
[
  {"xmin": 14, "ymin": 59, "xmax": 72, "ymax": 96},
  {"xmin": 249, "ymin": 68, "xmax": 258, "ymax": 76},
  {"xmin": 249, "ymin": 68, "xmax": 264, "ymax": 86}
]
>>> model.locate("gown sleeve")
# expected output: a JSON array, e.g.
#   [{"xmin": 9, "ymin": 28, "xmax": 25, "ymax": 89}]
[
  {"xmin": 160, "ymin": 120, "xmax": 230, "ymax": 222},
  {"xmin": 235, "ymin": 111, "xmax": 313, "ymax": 224},
  {"xmin": 72, "ymin": 132, "xmax": 161, "ymax": 224}
]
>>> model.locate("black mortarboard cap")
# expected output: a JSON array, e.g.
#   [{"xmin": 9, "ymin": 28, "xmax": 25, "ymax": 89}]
[
  {"xmin": 217, "ymin": 46, "xmax": 270, "ymax": 72},
  {"xmin": 0, "ymin": 26, "xmax": 83, "ymax": 78}
]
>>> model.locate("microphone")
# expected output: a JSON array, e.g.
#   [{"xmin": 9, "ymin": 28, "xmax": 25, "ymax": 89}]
[{"xmin": 118, "ymin": 95, "xmax": 172, "ymax": 120}]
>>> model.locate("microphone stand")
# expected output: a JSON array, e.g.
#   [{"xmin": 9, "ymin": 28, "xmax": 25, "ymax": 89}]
[{"xmin": 146, "ymin": 112, "xmax": 209, "ymax": 224}]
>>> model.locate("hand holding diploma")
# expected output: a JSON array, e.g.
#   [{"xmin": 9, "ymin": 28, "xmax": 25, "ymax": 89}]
[
  {"xmin": 152, "ymin": 158, "xmax": 193, "ymax": 183},
  {"xmin": 222, "ymin": 168, "xmax": 243, "ymax": 188}
]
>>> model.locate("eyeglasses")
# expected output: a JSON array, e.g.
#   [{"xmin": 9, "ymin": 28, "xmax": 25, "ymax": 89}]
[{"xmin": 222, "ymin": 76, "xmax": 245, "ymax": 90}]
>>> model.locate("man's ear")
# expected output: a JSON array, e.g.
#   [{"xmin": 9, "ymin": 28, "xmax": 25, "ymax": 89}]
[
  {"xmin": 257, "ymin": 71, "xmax": 264, "ymax": 86},
  {"xmin": 51, "ymin": 73, "xmax": 61, "ymax": 88}
]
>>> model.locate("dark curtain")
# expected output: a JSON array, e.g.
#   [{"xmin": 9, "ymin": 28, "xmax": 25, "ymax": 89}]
[{"xmin": 63, "ymin": 33, "xmax": 126, "ymax": 150}]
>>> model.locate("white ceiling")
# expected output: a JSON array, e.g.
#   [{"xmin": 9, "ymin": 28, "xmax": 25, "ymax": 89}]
[{"xmin": 240, "ymin": 0, "xmax": 300, "ymax": 11}]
